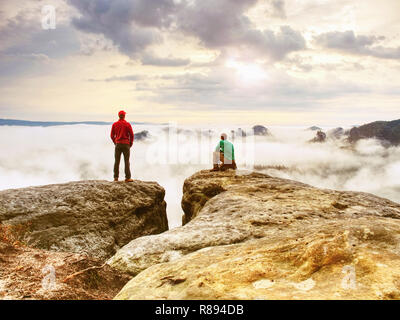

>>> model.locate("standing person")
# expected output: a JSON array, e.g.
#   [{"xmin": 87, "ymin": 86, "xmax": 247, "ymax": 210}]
[
  {"xmin": 211, "ymin": 133, "xmax": 237, "ymax": 171},
  {"xmin": 110, "ymin": 110, "xmax": 134, "ymax": 182}
]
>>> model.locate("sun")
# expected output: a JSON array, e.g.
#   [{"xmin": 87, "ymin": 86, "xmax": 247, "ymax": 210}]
[{"xmin": 225, "ymin": 59, "xmax": 268, "ymax": 85}]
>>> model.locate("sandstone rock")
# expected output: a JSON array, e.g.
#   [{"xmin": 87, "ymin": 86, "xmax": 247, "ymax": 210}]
[
  {"xmin": 0, "ymin": 242, "xmax": 131, "ymax": 300},
  {"xmin": 349, "ymin": 119, "xmax": 400, "ymax": 146},
  {"xmin": 0, "ymin": 180, "xmax": 168, "ymax": 260},
  {"xmin": 111, "ymin": 170, "xmax": 400, "ymax": 300},
  {"xmin": 115, "ymin": 223, "xmax": 400, "ymax": 300}
]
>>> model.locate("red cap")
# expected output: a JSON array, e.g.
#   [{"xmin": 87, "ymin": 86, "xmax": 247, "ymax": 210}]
[{"xmin": 118, "ymin": 110, "xmax": 126, "ymax": 117}]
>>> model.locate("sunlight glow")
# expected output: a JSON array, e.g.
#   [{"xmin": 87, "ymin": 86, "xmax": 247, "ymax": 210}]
[{"xmin": 225, "ymin": 59, "xmax": 268, "ymax": 85}]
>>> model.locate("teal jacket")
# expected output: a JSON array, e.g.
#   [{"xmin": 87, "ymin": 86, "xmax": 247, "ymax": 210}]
[{"xmin": 216, "ymin": 140, "xmax": 235, "ymax": 161}]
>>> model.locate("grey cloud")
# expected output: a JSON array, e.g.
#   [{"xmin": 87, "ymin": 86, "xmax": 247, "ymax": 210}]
[
  {"xmin": 88, "ymin": 74, "xmax": 146, "ymax": 82},
  {"xmin": 315, "ymin": 30, "xmax": 400, "ymax": 60},
  {"xmin": 78, "ymin": 35, "xmax": 114, "ymax": 56},
  {"xmin": 68, "ymin": 0, "xmax": 183, "ymax": 57},
  {"xmin": 135, "ymin": 69, "xmax": 371, "ymax": 110},
  {"xmin": 72, "ymin": 16, "xmax": 157, "ymax": 57},
  {"xmin": 0, "ymin": 52, "xmax": 51, "ymax": 82},
  {"xmin": 284, "ymin": 55, "xmax": 366, "ymax": 73},
  {"xmin": 3, "ymin": 25, "xmax": 80, "ymax": 59},
  {"xmin": 0, "ymin": 7, "xmax": 80, "ymax": 59},
  {"xmin": 161, "ymin": 72, "xmax": 227, "ymax": 91},
  {"xmin": 246, "ymin": 26, "xmax": 306, "ymax": 60},
  {"xmin": 136, "ymin": 72, "xmax": 227, "ymax": 93},
  {"xmin": 68, "ymin": 0, "xmax": 306, "ymax": 61},
  {"xmin": 0, "ymin": 10, "xmax": 80, "ymax": 79},
  {"xmin": 177, "ymin": 0, "xmax": 258, "ymax": 47},
  {"xmin": 269, "ymin": 0, "xmax": 286, "ymax": 19},
  {"xmin": 177, "ymin": 0, "xmax": 304, "ymax": 60},
  {"xmin": 141, "ymin": 52, "xmax": 191, "ymax": 66},
  {"xmin": 69, "ymin": 0, "xmax": 254, "ymax": 56},
  {"xmin": 367, "ymin": 45, "xmax": 400, "ymax": 60}
]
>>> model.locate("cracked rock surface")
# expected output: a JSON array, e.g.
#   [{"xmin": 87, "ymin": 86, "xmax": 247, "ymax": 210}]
[
  {"xmin": 0, "ymin": 180, "xmax": 168, "ymax": 260},
  {"xmin": 111, "ymin": 170, "xmax": 400, "ymax": 300}
]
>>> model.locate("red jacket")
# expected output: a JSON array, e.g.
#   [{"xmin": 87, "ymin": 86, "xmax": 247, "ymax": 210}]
[{"xmin": 111, "ymin": 119, "xmax": 134, "ymax": 147}]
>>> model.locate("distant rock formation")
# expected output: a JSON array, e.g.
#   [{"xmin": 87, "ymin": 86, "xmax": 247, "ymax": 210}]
[
  {"xmin": 0, "ymin": 119, "xmax": 111, "ymax": 127},
  {"xmin": 307, "ymin": 126, "xmax": 322, "ymax": 131},
  {"xmin": 252, "ymin": 125, "xmax": 269, "ymax": 136},
  {"xmin": 327, "ymin": 127, "xmax": 345, "ymax": 139},
  {"xmin": 111, "ymin": 170, "xmax": 400, "ymax": 300},
  {"xmin": 349, "ymin": 119, "xmax": 400, "ymax": 146},
  {"xmin": 309, "ymin": 130, "xmax": 327, "ymax": 143},
  {"xmin": 162, "ymin": 127, "xmax": 193, "ymax": 136},
  {"xmin": 0, "ymin": 180, "xmax": 168, "ymax": 260},
  {"xmin": 134, "ymin": 130, "xmax": 150, "ymax": 141},
  {"xmin": 0, "ymin": 119, "xmax": 149, "ymax": 127},
  {"xmin": 236, "ymin": 128, "xmax": 247, "ymax": 137}
]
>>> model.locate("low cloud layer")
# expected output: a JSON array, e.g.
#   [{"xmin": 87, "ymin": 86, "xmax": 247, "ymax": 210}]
[{"xmin": 0, "ymin": 125, "xmax": 398, "ymax": 229}]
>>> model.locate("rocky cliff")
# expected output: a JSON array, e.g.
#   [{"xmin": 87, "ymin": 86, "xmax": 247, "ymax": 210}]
[
  {"xmin": 349, "ymin": 119, "xmax": 400, "ymax": 146},
  {"xmin": 0, "ymin": 180, "xmax": 168, "ymax": 260},
  {"xmin": 113, "ymin": 170, "xmax": 400, "ymax": 300}
]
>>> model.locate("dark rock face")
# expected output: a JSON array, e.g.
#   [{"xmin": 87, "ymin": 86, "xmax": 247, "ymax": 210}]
[
  {"xmin": 181, "ymin": 179, "xmax": 226, "ymax": 225},
  {"xmin": 112, "ymin": 170, "xmax": 400, "ymax": 300},
  {"xmin": 0, "ymin": 180, "xmax": 168, "ymax": 260},
  {"xmin": 134, "ymin": 130, "xmax": 150, "ymax": 141},
  {"xmin": 252, "ymin": 125, "xmax": 269, "ymax": 136},
  {"xmin": 309, "ymin": 130, "xmax": 327, "ymax": 143},
  {"xmin": 348, "ymin": 119, "xmax": 400, "ymax": 146}
]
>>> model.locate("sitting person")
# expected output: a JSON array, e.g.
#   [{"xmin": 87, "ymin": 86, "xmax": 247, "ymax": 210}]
[{"xmin": 211, "ymin": 133, "xmax": 237, "ymax": 171}]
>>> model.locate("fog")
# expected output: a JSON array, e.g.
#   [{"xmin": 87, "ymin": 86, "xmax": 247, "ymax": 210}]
[{"xmin": 0, "ymin": 124, "xmax": 399, "ymax": 229}]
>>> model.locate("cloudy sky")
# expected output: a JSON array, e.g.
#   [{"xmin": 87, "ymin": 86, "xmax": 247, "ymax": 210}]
[{"xmin": 0, "ymin": 0, "xmax": 399, "ymax": 125}]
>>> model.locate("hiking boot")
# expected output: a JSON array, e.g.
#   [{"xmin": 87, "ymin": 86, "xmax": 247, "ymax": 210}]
[
  {"xmin": 114, "ymin": 178, "xmax": 119, "ymax": 182},
  {"xmin": 210, "ymin": 165, "xmax": 219, "ymax": 172},
  {"xmin": 125, "ymin": 179, "xmax": 134, "ymax": 183}
]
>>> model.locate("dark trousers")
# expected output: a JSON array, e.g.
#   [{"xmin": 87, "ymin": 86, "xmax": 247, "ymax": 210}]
[
  {"xmin": 114, "ymin": 144, "xmax": 131, "ymax": 179},
  {"xmin": 213, "ymin": 151, "xmax": 237, "ymax": 170}
]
